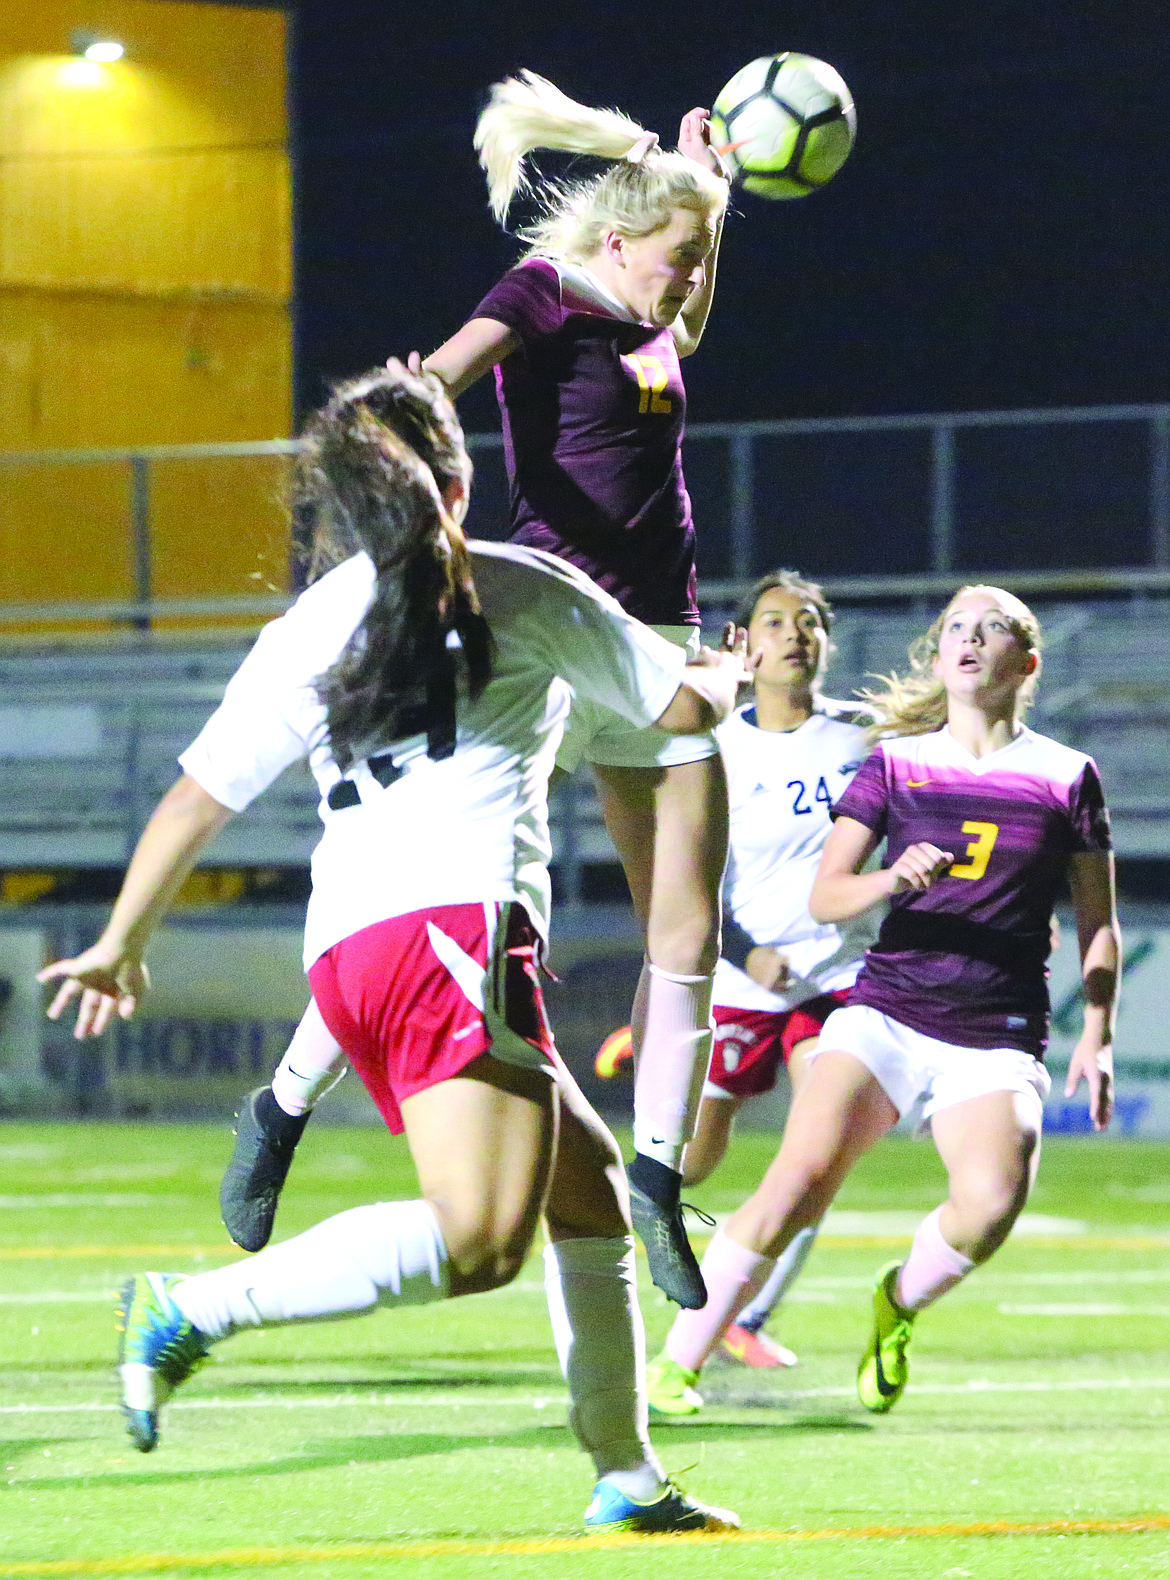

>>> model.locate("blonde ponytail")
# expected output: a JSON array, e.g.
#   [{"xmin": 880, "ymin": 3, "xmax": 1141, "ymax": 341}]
[
  {"xmin": 473, "ymin": 70, "xmax": 728, "ymax": 262},
  {"xmin": 475, "ymin": 70, "xmax": 650, "ymax": 221}
]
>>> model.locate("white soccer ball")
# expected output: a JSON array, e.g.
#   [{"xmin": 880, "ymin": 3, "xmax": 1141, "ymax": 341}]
[{"xmin": 710, "ymin": 53, "xmax": 856, "ymax": 199}]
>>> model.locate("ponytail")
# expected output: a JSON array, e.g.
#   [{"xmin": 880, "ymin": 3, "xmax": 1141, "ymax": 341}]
[
  {"xmin": 295, "ymin": 364, "xmax": 491, "ymax": 772},
  {"xmin": 474, "ymin": 70, "xmax": 727, "ymax": 261}
]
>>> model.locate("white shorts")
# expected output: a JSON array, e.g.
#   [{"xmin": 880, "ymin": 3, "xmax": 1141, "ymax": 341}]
[
  {"xmin": 555, "ymin": 625, "xmax": 720, "ymax": 772},
  {"xmin": 812, "ymin": 1004, "xmax": 1052, "ymax": 1124}
]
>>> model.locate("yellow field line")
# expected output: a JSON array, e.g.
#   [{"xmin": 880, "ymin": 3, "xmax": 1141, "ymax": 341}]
[
  {"xmin": 2, "ymin": 1233, "xmax": 1168, "ymax": 1262},
  {"xmin": 5, "ymin": 1514, "xmax": 1170, "ymax": 1573}
]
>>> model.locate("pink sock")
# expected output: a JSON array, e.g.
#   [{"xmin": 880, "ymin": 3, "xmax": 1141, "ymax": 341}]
[
  {"xmin": 631, "ymin": 965, "xmax": 714, "ymax": 1172},
  {"xmin": 895, "ymin": 1206, "xmax": 974, "ymax": 1313},
  {"xmin": 666, "ymin": 1229, "xmax": 774, "ymax": 1374}
]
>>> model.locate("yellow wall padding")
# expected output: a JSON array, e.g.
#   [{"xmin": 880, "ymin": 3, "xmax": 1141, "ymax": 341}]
[{"xmin": 0, "ymin": 2, "xmax": 291, "ymax": 612}]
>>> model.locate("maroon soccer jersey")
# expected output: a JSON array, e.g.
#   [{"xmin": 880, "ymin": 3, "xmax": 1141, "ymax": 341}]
[
  {"xmin": 833, "ymin": 726, "xmax": 1112, "ymax": 1056},
  {"xmin": 469, "ymin": 258, "xmax": 699, "ymax": 626}
]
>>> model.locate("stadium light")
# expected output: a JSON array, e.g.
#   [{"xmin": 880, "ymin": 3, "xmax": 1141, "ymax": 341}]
[{"xmin": 70, "ymin": 31, "xmax": 125, "ymax": 62}]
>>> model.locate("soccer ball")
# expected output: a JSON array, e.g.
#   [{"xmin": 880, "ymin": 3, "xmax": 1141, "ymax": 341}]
[{"xmin": 710, "ymin": 53, "xmax": 856, "ymax": 199}]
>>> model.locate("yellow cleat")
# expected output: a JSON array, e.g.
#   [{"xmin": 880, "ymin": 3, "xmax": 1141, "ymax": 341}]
[{"xmin": 595, "ymin": 1024, "xmax": 634, "ymax": 1079}]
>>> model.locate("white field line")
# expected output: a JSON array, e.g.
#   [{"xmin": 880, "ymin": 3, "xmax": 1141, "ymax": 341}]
[
  {"xmin": 998, "ymin": 1303, "xmax": 1170, "ymax": 1317},
  {"xmin": 0, "ymin": 1195, "xmax": 177, "ymax": 1209},
  {"xmin": 7, "ymin": 1375, "xmax": 1170, "ymax": 1417},
  {"xmin": 8, "ymin": 1264, "xmax": 1170, "ymax": 1306}
]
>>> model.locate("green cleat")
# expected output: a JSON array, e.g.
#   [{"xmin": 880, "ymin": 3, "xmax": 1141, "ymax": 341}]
[
  {"xmin": 116, "ymin": 1273, "xmax": 211, "ymax": 1452},
  {"xmin": 646, "ymin": 1351, "xmax": 704, "ymax": 1417},
  {"xmin": 857, "ymin": 1261, "xmax": 916, "ymax": 1413}
]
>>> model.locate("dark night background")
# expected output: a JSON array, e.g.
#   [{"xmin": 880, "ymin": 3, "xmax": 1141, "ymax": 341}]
[{"xmin": 285, "ymin": 0, "xmax": 1169, "ymax": 576}]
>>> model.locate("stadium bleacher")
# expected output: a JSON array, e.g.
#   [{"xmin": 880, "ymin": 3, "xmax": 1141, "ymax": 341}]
[{"xmin": 1, "ymin": 594, "xmax": 1167, "ymax": 878}]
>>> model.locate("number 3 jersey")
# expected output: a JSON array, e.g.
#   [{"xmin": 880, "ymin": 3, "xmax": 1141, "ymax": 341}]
[
  {"xmin": 469, "ymin": 258, "xmax": 698, "ymax": 628},
  {"xmin": 835, "ymin": 726, "xmax": 1112, "ymax": 1056},
  {"xmin": 714, "ymin": 702, "xmax": 879, "ymax": 1014}
]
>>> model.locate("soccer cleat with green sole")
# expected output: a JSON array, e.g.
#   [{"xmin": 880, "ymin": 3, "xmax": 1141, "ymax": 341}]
[
  {"xmin": 857, "ymin": 1260, "xmax": 916, "ymax": 1413},
  {"xmin": 584, "ymin": 1477, "xmax": 739, "ymax": 1533},
  {"xmin": 116, "ymin": 1272, "xmax": 212, "ymax": 1452},
  {"xmin": 645, "ymin": 1352, "xmax": 704, "ymax": 1416}
]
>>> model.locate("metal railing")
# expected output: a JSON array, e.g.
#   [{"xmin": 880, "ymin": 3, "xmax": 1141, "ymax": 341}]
[{"xmin": 3, "ymin": 401, "xmax": 1170, "ymax": 626}]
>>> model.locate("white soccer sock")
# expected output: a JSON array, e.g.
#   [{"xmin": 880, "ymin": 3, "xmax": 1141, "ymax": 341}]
[
  {"xmin": 666, "ymin": 1228, "xmax": 773, "ymax": 1375},
  {"xmin": 736, "ymin": 1223, "xmax": 820, "ymax": 1331},
  {"xmin": 173, "ymin": 1200, "xmax": 449, "ymax": 1340},
  {"xmin": 631, "ymin": 965, "xmax": 715, "ymax": 1172},
  {"xmin": 895, "ymin": 1206, "xmax": 975, "ymax": 1313},
  {"xmin": 543, "ymin": 1237, "xmax": 665, "ymax": 1499},
  {"xmin": 270, "ymin": 998, "xmax": 348, "ymax": 1117}
]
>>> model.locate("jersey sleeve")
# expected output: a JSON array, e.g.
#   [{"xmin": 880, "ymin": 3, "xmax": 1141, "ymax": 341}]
[
  {"xmin": 178, "ymin": 617, "xmax": 317, "ymax": 811},
  {"xmin": 521, "ymin": 555, "xmax": 687, "ymax": 727},
  {"xmin": 178, "ymin": 560, "xmax": 371, "ymax": 811},
  {"xmin": 1068, "ymin": 759, "xmax": 1113, "ymax": 853},
  {"xmin": 468, "ymin": 260, "xmax": 563, "ymax": 344},
  {"xmin": 831, "ymin": 744, "xmax": 890, "ymax": 837}
]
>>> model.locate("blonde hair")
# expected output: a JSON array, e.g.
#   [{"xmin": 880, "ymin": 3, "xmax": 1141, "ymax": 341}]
[
  {"xmin": 474, "ymin": 70, "xmax": 727, "ymax": 262},
  {"xmin": 861, "ymin": 585, "xmax": 1043, "ymax": 741}
]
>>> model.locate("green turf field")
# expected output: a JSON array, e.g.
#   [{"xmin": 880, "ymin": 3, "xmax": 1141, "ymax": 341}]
[{"xmin": 2, "ymin": 1120, "xmax": 1168, "ymax": 1578}]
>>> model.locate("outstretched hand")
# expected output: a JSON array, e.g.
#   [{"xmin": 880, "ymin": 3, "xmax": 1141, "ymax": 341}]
[
  {"xmin": 37, "ymin": 945, "xmax": 150, "ymax": 1040},
  {"xmin": 677, "ymin": 107, "xmax": 725, "ymax": 176},
  {"xmin": 1065, "ymin": 1038, "xmax": 1114, "ymax": 1132}
]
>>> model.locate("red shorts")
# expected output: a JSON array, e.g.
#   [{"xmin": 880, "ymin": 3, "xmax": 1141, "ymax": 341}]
[
  {"xmin": 308, "ymin": 901, "xmax": 555, "ymax": 1134},
  {"xmin": 706, "ymin": 990, "xmax": 852, "ymax": 1099}
]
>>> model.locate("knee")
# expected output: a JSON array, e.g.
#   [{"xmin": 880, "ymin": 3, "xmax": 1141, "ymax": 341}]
[
  {"xmin": 649, "ymin": 920, "xmax": 719, "ymax": 977},
  {"xmin": 949, "ymin": 1169, "xmax": 1031, "ymax": 1260},
  {"xmin": 735, "ymin": 1157, "xmax": 835, "ymax": 1248},
  {"xmin": 447, "ymin": 1237, "xmax": 529, "ymax": 1296},
  {"xmin": 545, "ymin": 1136, "xmax": 629, "ymax": 1241},
  {"xmin": 436, "ymin": 1212, "xmax": 533, "ymax": 1296}
]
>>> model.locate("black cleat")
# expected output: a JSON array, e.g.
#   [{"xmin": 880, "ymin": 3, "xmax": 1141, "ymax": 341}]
[
  {"xmin": 627, "ymin": 1154, "xmax": 709, "ymax": 1310},
  {"xmin": 219, "ymin": 1088, "xmax": 309, "ymax": 1252}
]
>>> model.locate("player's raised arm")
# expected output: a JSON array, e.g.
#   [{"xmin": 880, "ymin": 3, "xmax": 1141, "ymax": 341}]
[
  {"xmin": 1064, "ymin": 849, "xmax": 1121, "ymax": 1131},
  {"xmin": 406, "ymin": 318, "xmax": 519, "ymax": 399},
  {"xmin": 671, "ymin": 108, "xmax": 728, "ymax": 358},
  {"xmin": 37, "ymin": 774, "xmax": 234, "ymax": 1038}
]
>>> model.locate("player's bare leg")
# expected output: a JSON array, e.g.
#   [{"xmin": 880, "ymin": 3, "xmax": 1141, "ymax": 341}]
[
  {"xmin": 121, "ymin": 1054, "xmax": 556, "ymax": 1452},
  {"xmin": 653, "ymin": 1051, "xmax": 894, "ymax": 1403},
  {"xmin": 930, "ymin": 1087, "xmax": 1042, "ymax": 1263},
  {"xmin": 401, "ymin": 1055, "xmax": 556, "ymax": 1294},
  {"xmin": 859, "ymin": 1087, "xmax": 1042, "ymax": 1414},
  {"xmin": 592, "ymin": 754, "xmax": 729, "ymax": 1308},
  {"xmin": 681, "ymin": 1094, "xmax": 740, "ymax": 1186},
  {"xmin": 721, "ymin": 1036, "xmax": 820, "ymax": 1367}
]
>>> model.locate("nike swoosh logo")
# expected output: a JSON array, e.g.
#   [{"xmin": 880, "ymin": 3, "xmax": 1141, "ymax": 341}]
[
  {"xmin": 425, "ymin": 923, "xmax": 486, "ymax": 1011},
  {"xmin": 906, "ymin": 779, "xmax": 931, "ymax": 788},
  {"xmin": 872, "ymin": 1341, "xmax": 898, "ymax": 1398}
]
